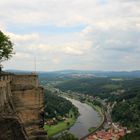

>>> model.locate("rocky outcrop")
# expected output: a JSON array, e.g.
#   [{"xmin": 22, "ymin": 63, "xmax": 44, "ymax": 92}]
[
  {"xmin": 0, "ymin": 117, "xmax": 28, "ymax": 140},
  {"xmin": 0, "ymin": 73, "xmax": 47, "ymax": 140}
]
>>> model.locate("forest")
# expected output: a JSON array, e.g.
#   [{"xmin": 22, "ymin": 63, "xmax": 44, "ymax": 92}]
[
  {"xmin": 111, "ymin": 87, "xmax": 140, "ymax": 140},
  {"xmin": 54, "ymin": 77, "xmax": 121, "ymax": 98},
  {"xmin": 40, "ymin": 75, "xmax": 140, "ymax": 139},
  {"xmin": 44, "ymin": 89, "xmax": 79, "ymax": 119},
  {"xmin": 49, "ymin": 77, "xmax": 140, "ymax": 139}
]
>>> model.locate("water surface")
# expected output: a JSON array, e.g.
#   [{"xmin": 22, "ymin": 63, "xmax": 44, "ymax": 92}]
[{"xmin": 66, "ymin": 98, "xmax": 101, "ymax": 138}]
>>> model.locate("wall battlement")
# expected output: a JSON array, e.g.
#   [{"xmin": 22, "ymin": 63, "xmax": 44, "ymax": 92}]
[{"xmin": 12, "ymin": 74, "xmax": 39, "ymax": 90}]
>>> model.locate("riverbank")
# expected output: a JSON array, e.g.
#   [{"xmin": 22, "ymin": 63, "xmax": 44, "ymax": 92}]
[
  {"xmin": 43, "ymin": 90, "xmax": 79, "ymax": 137},
  {"xmin": 65, "ymin": 94, "xmax": 105, "ymax": 133},
  {"xmin": 44, "ymin": 117, "xmax": 76, "ymax": 137},
  {"xmin": 80, "ymin": 100, "xmax": 105, "ymax": 140},
  {"xmin": 66, "ymin": 97, "xmax": 102, "ymax": 138},
  {"xmin": 64, "ymin": 94, "xmax": 104, "ymax": 123},
  {"xmin": 85, "ymin": 100, "xmax": 104, "ymax": 127},
  {"xmin": 64, "ymin": 94, "xmax": 105, "ymax": 138},
  {"xmin": 44, "ymin": 94, "xmax": 104, "ymax": 138},
  {"xmin": 44, "ymin": 110, "xmax": 77, "ymax": 137}
]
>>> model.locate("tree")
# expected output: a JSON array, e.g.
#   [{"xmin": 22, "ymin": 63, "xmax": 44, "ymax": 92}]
[
  {"xmin": 48, "ymin": 132, "xmax": 78, "ymax": 140},
  {"xmin": 59, "ymin": 132, "xmax": 78, "ymax": 140},
  {"xmin": 0, "ymin": 30, "xmax": 14, "ymax": 71}
]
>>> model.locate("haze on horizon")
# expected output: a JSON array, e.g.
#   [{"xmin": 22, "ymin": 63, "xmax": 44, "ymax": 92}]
[{"xmin": 0, "ymin": 0, "xmax": 140, "ymax": 72}]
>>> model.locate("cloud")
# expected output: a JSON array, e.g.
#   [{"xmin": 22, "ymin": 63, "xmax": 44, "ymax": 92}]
[
  {"xmin": 0, "ymin": 22, "xmax": 6, "ymax": 31},
  {"xmin": 1, "ymin": 0, "xmax": 140, "ymax": 71},
  {"xmin": 7, "ymin": 32, "xmax": 40, "ymax": 43},
  {"xmin": 13, "ymin": 52, "xmax": 31, "ymax": 59},
  {"xmin": 52, "ymin": 58, "xmax": 60, "ymax": 64},
  {"xmin": 61, "ymin": 41, "xmax": 91, "ymax": 55},
  {"xmin": 1, "ymin": 0, "xmax": 139, "ymax": 26},
  {"xmin": 27, "ymin": 41, "xmax": 91, "ymax": 56},
  {"xmin": 5, "ymin": 31, "xmax": 92, "ymax": 56}
]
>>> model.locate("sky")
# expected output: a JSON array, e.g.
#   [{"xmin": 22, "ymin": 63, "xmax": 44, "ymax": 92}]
[{"xmin": 0, "ymin": 0, "xmax": 140, "ymax": 71}]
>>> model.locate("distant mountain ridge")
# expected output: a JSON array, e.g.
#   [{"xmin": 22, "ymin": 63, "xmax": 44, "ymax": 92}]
[{"xmin": 5, "ymin": 69, "xmax": 140, "ymax": 78}]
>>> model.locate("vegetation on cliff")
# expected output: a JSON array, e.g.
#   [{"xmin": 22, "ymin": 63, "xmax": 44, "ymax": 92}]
[
  {"xmin": 0, "ymin": 30, "xmax": 14, "ymax": 70},
  {"xmin": 111, "ymin": 86, "xmax": 140, "ymax": 139},
  {"xmin": 112, "ymin": 87, "xmax": 140, "ymax": 129},
  {"xmin": 44, "ymin": 89, "xmax": 79, "ymax": 119}
]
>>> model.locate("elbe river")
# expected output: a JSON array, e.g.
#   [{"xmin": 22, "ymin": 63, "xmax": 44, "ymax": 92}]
[{"xmin": 66, "ymin": 98, "xmax": 101, "ymax": 138}]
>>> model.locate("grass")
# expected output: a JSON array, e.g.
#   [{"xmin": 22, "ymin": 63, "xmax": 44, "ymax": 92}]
[
  {"xmin": 44, "ymin": 111, "xmax": 76, "ymax": 137},
  {"xmin": 103, "ymin": 84, "xmax": 121, "ymax": 90},
  {"xmin": 88, "ymin": 127, "xmax": 96, "ymax": 132}
]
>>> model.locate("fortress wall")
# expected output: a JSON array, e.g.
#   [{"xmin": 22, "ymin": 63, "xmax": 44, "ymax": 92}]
[
  {"xmin": 0, "ymin": 74, "xmax": 28, "ymax": 140},
  {"xmin": 12, "ymin": 87, "xmax": 45, "ymax": 137},
  {"xmin": 0, "ymin": 73, "xmax": 47, "ymax": 140},
  {"xmin": 0, "ymin": 74, "xmax": 12, "ymax": 108},
  {"xmin": 11, "ymin": 73, "xmax": 46, "ymax": 139},
  {"xmin": 12, "ymin": 87, "xmax": 44, "ymax": 124},
  {"xmin": 12, "ymin": 74, "xmax": 39, "ymax": 91}
]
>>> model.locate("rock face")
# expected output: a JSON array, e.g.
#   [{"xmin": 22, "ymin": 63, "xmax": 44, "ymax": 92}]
[
  {"xmin": 0, "ymin": 73, "xmax": 47, "ymax": 140},
  {"xmin": 0, "ymin": 117, "xmax": 28, "ymax": 140}
]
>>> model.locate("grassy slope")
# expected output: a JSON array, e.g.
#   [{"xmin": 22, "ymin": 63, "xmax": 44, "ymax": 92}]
[{"xmin": 44, "ymin": 111, "xmax": 76, "ymax": 137}]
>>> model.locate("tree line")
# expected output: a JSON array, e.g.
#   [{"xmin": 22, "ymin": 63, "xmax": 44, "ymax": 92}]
[{"xmin": 44, "ymin": 89, "xmax": 78, "ymax": 119}]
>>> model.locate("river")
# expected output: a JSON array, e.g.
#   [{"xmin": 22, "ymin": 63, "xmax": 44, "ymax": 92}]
[{"xmin": 66, "ymin": 98, "xmax": 101, "ymax": 139}]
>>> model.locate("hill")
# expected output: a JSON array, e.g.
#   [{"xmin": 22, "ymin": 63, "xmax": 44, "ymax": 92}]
[{"xmin": 6, "ymin": 69, "xmax": 140, "ymax": 79}]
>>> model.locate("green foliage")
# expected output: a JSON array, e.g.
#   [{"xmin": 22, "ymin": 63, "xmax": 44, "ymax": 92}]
[
  {"xmin": 44, "ymin": 90, "xmax": 78, "ymax": 119},
  {"xmin": 112, "ymin": 87, "xmax": 140, "ymax": 129},
  {"xmin": 103, "ymin": 84, "xmax": 121, "ymax": 90},
  {"xmin": 58, "ymin": 132, "xmax": 78, "ymax": 140},
  {"xmin": 92, "ymin": 100, "xmax": 102, "ymax": 107},
  {"xmin": 120, "ymin": 129, "xmax": 140, "ymax": 140},
  {"xmin": 54, "ymin": 77, "xmax": 122, "ymax": 99},
  {"xmin": 0, "ymin": 31, "xmax": 14, "ymax": 63},
  {"xmin": 44, "ymin": 117, "xmax": 76, "ymax": 137},
  {"xmin": 43, "ymin": 76, "xmax": 140, "ymax": 139},
  {"xmin": 48, "ymin": 132, "xmax": 78, "ymax": 140}
]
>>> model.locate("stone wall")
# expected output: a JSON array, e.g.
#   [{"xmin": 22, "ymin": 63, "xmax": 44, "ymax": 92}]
[
  {"xmin": 0, "ymin": 117, "xmax": 28, "ymax": 140},
  {"xmin": 0, "ymin": 73, "xmax": 47, "ymax": 140},
  {"xmin": 0, "ymin": 73, "xmax": 28, "ymax": 140},
  {"xmin": 12, "ymin": 88, "xmax": 46, "ymax": 139},
  {"xmin": 0, "ymin": 74, "xmax": 13, "ymax": 111},
  {"xmin": 12, "ymin": 74, "xmax": 39, "ymax": 91},
  {"xmin": 0, "ymin": 74, "xmax": 12, "ymax": 115}
]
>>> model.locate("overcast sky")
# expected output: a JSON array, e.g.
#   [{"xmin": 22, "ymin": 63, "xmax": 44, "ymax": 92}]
[{"xmin": 0, "ymin": 0, "xmax": 140, "ymax": 71}]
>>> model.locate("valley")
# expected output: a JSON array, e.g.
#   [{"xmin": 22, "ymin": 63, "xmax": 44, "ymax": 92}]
[{"xmin": 39, "ymin": 71, "xmax": 140, "ymax": 140}]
